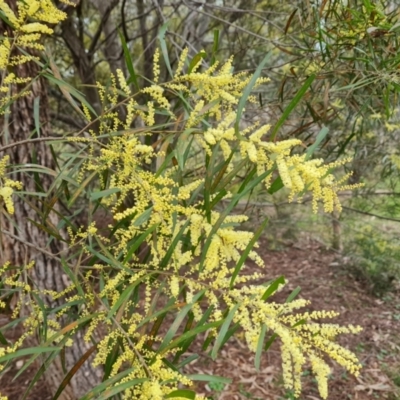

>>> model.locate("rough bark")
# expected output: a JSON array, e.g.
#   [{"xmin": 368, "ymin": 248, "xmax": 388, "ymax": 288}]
[{"xmin": 0, "ymin": 3, "xmax": 101, "ymax": 398}]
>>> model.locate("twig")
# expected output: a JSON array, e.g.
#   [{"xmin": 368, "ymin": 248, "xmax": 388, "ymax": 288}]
[
  {"xmin": 1, "ymin": 229, "xmax": 64, "ymax": 261},
  {"xmin": 341, "ymin": 206, "xmax": 400, "ymax": 223},
  {"xmin": 0, "ymin": 136, "xmax": 67, "ymax": 152}
]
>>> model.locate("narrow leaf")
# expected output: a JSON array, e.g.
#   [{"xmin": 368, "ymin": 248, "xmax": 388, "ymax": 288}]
[
  {"xmin": 211, "ymin": 304, "xmax": 239, "ymax": 359},
  {"xmin": 305, "ymin": 126, "xmax": 329, "ymax": 160},
  {"xmin": 118, "ymin": 30, "xmax": 139, "ymax": 91},
  {"xmin": 270, "ymin": 74, "xmax": 316, "ymax": 141},
  {"xmin": 285, "ymin": 8, "xmax": 298, "ymax": 35},
  {"xmin": 235, "ymin": 52, "xmax": 271, "ymax": 138},
  {"xmin": 211, "ymin": 29, "xmax": 220, "ymax": 65},
  {"xmin": 0, "ymin": 331, "xmax": 8, "ymax": 345},
  {"xmin": 90, "ymin": 188, "xmax": 120, "ymax": 201},
  {"xmin": 160, "ymin": 219, "xmax": 190, "ymax": 269},
  {"xmin": 286, "ymin": 286, "xmax": 301, "ymax": 303},
  {"xmin": 255, "ymin": 324, "xmax": 267, "ymax": 371},
  {"xmin": 264, "ymin": 333, "xmax": 278, "ymax": 351},
  {"xmin": 122, "ymin": 224, "xmax": 158, "ymax": 265},
  {"xmin": 0, "ymin": 347, "xmax": 60, "ymax": 364},
  {"xmin": 159, "ymin": 320, "xmax": 223, "ymax": 356},
  {"xmin": 133, "ymin": 207, "xmax": 153, "ymax": 227},
  {"xmin": 158, "ymin": 291, "xmax": 205, "ymax": 353},
  {"xmin": 165, "ymin": 390, "xmax": 196, "ymax": 399},
  {"xmin": 176, "ymin": 354, "xmax": 199, "ymax": 369},
  {"xmin": 44, "ymin": 55, "xmax": 96, "ymax": 117},
  {"xmin": 230, "ymin": 218, "xmax": 268, "ymax": 288},
  {"xmin": 33, "ymin": 96, "xmax": 40, "ymax": 136},
  {"xmin": 80, "ymin": 367, "xmax": 137, "ymax": 400},
  {"xmin": 52, "ymin": 344, "xmax": 97, "ymax": 400},
  {"xmin": 68, "ymin": 170, "xmax": 97, "ymax": 207},
  {"xmin": 158, "ymin": 22, "xmax": 173, "ymax": 78},
  {"xmin": 186, "ymin": 374, "xmax": 232, "ymax": 384},
  {"xmin": 261, "ymin": 276, "xmax": 286, "ymax": 301},
  {"xmin": 94, "ymin": 379, "xmax": 148, "ymax": 400},
  {"xmin": 106, "ymin": 280, "xmax": 142, "ymax": 320},
  {"xmin": 267, "ymin": 176, "xmax": 283, "ymax": 194},
  {"xmin": 188, "ymin": 51, "xmax": 206, "ymax": 73},
  {"xmin": 173, "ymin": 305, "xmax": 215, "ymax": 362}
]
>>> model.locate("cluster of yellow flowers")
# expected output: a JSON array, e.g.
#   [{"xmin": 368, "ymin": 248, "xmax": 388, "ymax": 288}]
[
  {"xmin": 63, "ymin": 49, "xmax": 365, "ymax": 399},
  {"xmin": 0, "ymin": 3, "xmax": 364, "ymax": 398},
  {"xmin": 0, "ymin": 261, "xmax": 52, "ymax": 369},
  {"xmin": 205, "ymin": 119, "xmax": 363, "ymax": 212},
  {"xmin": 0, "ymin": 0, "xmax": 69, "ymax": 111},
  {"xmin": 167, "ymin": 51, "xmax": 270, "ymax": 120},
  {"xmin": 0, "ymin": 258, "xmax": 82, "ymax": 400},
  {"xmin": 227, "ymin": 291, "xmax": 362, "ymax": 398},
  {"xmin": 91, "ymin": 329, "xmax": 205, "ymax": 400},
  {"xmin": 0, "ymin": 155, "xmax": 22, "ymax": 214}
]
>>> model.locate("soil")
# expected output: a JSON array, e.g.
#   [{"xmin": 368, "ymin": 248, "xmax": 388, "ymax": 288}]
[{"xmin": 1, "ymin": 238, "xmax": 399, "ymax": 400}]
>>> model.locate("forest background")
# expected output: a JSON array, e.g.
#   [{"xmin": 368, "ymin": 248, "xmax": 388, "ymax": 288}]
[{"xmin": 1, "ymin": 1, "xmax": 400, "ymax": 399}]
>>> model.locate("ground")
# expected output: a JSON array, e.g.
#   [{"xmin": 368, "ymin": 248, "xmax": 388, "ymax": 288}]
[{"xmin": 1, "ymin": 238, "xmax": 399, "ymax": 400}]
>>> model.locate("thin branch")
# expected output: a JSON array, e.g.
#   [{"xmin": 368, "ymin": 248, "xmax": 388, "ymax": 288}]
[
  {"xmin": 341, "ymin": 206, "xmax": 400, "ymax": 223},
  {"xmin": 1, "ymin": 229, "xmax": 63, "ymax": 261},
  {"xmin": 0, "ymin": 136, "xmax": 68, "ymax": 152},
  {"xmin": 50, "ymin": 111, "xmax": 85, "ymax": 130}
]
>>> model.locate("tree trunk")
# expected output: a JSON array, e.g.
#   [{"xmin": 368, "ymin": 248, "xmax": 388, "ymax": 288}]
[{"xmin": 0, "ymin": 4, "xmax": 101, "ymax": 398}]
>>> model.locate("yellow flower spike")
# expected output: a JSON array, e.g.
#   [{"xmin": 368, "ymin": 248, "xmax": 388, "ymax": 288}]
[
  {"xmin": 0, "ymin": 186, "xmax": 14, "ymax": 214},
  {"xmin": 116, "ymin": 69, "xmax": 131, "ymax": 95},
  {"xmin": 276, "ymin": 157, "xmax": 292, "ymax": 188},
  {"xmin": 310, "ymin": 353, "xmax": 330, "ymax": 399},
  {"xmin": 175, "ymin": 47, "xmax": 188, "ymax": 76},
  {"xmin": 21, "ymin": 22, "xmax": 53, "ymax": 34},
  {"xmin": 187, "ymin": 100, "xmax": 205, "ymax": 128},
  {"xmin": 0, "ymin": 2, "xmax": 20, "ymax": 28},
  {"xmin": 153, "ymin": 48, "xmax": 160, "ymax": 83},
  {"xmin": 27, "ymin": 0, "xmax": 40, "ymax": 16},
  {"xmin": 0, "ymin": 39, "xmax": 11, "ymax": 69},
  {"xmin": 246, "ymin": 141, "xmax": 258, "ymax": 163},
  {"xmin": 204, "ymin": 129, "xmax": 216, "ymax": 145},
  {"xmin": 141, "ymin": 85, "xmax": 170, "ymax": 110},
  {"xmin": 169, "ymin": 276, "xmax": 179, "ymax": 298},
  {"xmin": 145, "ymin": 101, "xmax": 155, "ymax": 126},
  {"xmin": 249, "ymin": 124, "xmax": 271, "ymax": 142}
]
